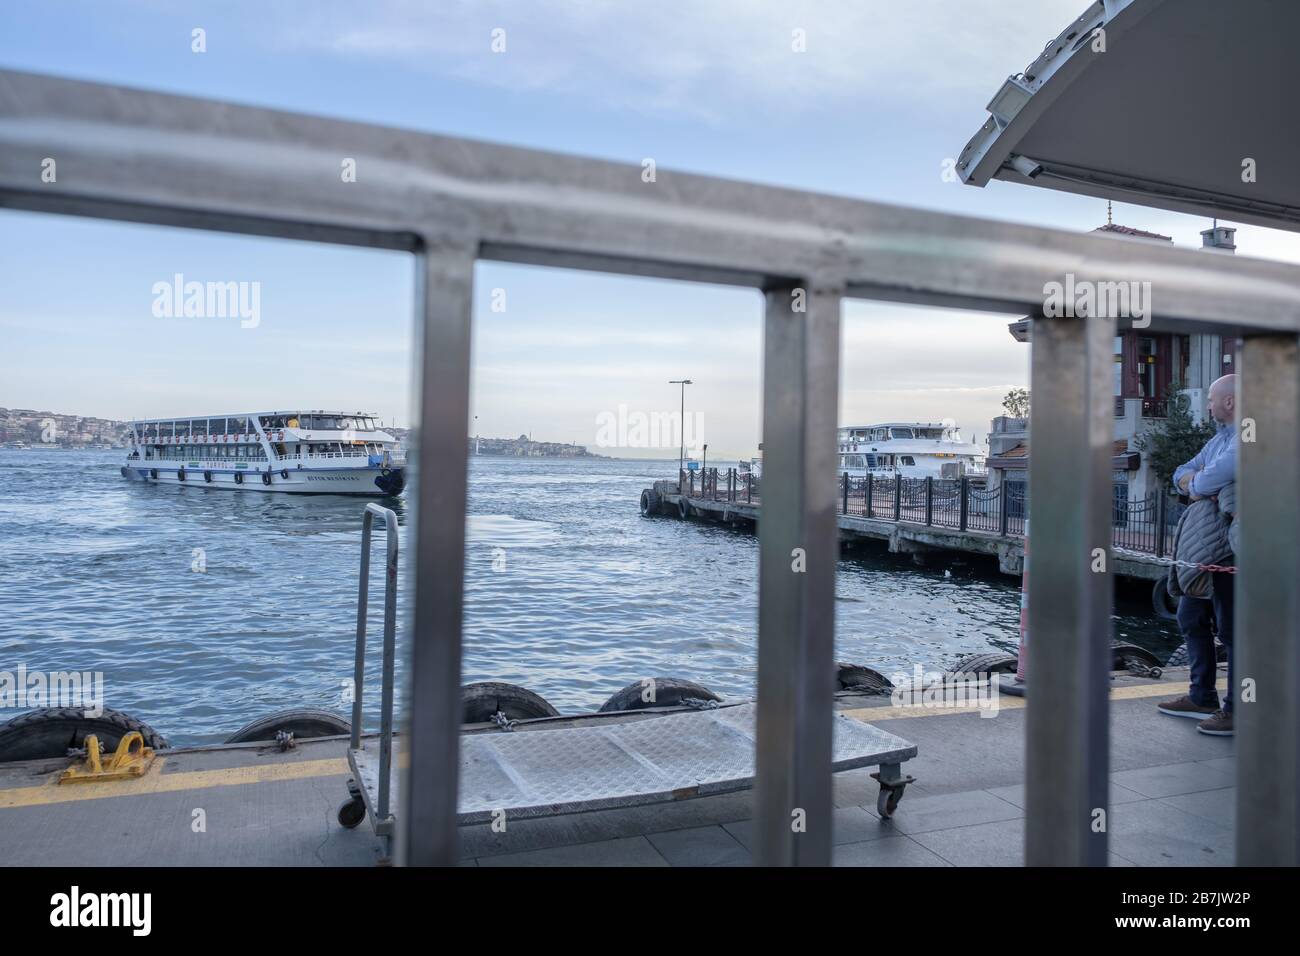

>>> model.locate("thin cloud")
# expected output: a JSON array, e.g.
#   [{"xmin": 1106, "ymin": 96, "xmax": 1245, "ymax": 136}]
[{"xmin": 267, "ymin": 0, "xmax": 1089, "ymax": 120}]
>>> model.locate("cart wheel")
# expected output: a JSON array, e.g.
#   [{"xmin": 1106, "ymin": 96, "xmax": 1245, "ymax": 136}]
[
  {"xmin": 876, "ymin": 783, "xmax": 905, "ymax": 819},
  {"xmin": 337, "ymin": 796, "xmax": 366, "ymax": 829}
]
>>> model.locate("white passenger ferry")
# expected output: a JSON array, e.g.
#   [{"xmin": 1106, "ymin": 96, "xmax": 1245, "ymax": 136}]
[
  {"xmin": 838, "ymin": 422, "xmax": 985, "ymax": 481},
  {"xmin": 121, "ymin": 411, "xmax": 406, "ymax": 495}
]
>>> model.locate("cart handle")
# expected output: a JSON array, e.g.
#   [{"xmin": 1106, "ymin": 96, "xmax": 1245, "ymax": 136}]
[{"xmin": 351, "ymin": 502, "xmax": 399, "ymax": 820}]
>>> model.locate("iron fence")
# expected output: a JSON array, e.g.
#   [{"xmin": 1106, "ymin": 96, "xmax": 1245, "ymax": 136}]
[{"xmin": 682, "ymin": 468, "xmax": 1182, "ymax": 559}]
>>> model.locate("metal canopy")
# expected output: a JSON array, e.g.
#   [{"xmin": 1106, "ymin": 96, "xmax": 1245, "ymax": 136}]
[{"xmin": 959, "ymin": 0, "xmax": 1300, "ymax": 231}]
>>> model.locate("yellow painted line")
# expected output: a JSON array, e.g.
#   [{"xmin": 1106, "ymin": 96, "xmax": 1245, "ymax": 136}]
[
  {"xmin": 844, "ymin": 679, "xmax": 1227, "ymax": 723},
  {"xmin": 0, "ymin": 756, "xmax": 349, "ymax": 810}
]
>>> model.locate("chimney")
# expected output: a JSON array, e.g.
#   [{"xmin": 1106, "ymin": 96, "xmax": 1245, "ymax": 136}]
[{"xmin": 1200, "ymin": 224, "xmax": 1237, "ymax": 252}]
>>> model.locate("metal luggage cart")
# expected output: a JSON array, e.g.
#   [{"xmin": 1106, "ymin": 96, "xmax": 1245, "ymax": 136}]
[
  {"xmin": 337, "ymin": 503, "xmax": 399, "ymax": 857},
  {"xmin": 334, "ymin": 502, "xmax": 920, "ymax": 862}
]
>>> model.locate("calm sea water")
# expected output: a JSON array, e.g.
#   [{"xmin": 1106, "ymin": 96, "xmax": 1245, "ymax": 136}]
[{"xmin": 0, "ymin": 449, "xmax": 1179, "ymax": 746}]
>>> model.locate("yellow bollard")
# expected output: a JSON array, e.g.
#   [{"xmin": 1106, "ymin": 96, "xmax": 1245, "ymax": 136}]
[{"xmin": 59, "ymin": 732, "xmax": 156, "ymax": 784}]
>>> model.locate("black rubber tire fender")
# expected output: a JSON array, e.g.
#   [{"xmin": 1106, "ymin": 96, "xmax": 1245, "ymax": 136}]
[
  {"xmin": 234, "ymin": 471, "xmax": 243, "ymax": 485},
  {"xmin": 677, "ymin": 497, "xmax": 689, "ymax": 519},
  {"xmin": 280, "ymin": 469, "xmax": 289, "ymax": 480},
  {"xmin": 0, "ymin": 707, "xmax": 168, "ymax": 763},
  {"xmin": 261, "ymin": 471, "xmax": 272, "ymax": 485},
  {"xmin": 834, "ymin": 661, "xmax": 897, "ymax": 694},
  {"xmin": 224, "ymin": 708, "xmax": 351, "ymax": 743},
  {"xmin": 149, "ymin": 468, "xmax": 158, "ymax": 480},
  {"xmin": 177, "ymin": 468, "xmax": 186, "ymax": 481},
  {"xmin": 640, "ymin": 488, "xmax": 661, "ymax": 516},
  {"xmin": 1110, "ymin": 641, "xmax": 1163, "ymax": 671},
  {"xmin": 598, "ymin": 677, "xmax": 721, "ymax": 713},
  {"xmin": 945, "ymin": 652, "xmax": 1019, "ymax": 678},
  {"xmin": 462, "ymin": 682, "xmax": 561, "ymax": 723},
  {"xmin": 203, "ymin": 470, "xmax": 213, "ymax": 483}
]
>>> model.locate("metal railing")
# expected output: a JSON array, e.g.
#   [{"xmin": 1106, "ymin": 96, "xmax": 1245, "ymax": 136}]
[
  {"xmin": 5, "ymin": 67, "xmax": 1298, "ymax": 867},
  {"xmin": 275, "ymin": 450, "xmax": 371, "ymax": 463},
  {"xmin": 682, "ymin": 468, "xmax": 1183, "ymax": 559}
]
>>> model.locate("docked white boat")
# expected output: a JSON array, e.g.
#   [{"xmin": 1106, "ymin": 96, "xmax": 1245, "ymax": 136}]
[
  {"xmin": 838, "ymin": 422, "xmax": 985, "ymax": 481},
  {"xmin": 121, "ymin": 411, "xmax": 406, "ymax": 495}
]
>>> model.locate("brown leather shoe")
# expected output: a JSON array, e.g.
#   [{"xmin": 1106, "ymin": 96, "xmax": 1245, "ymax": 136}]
[
  {"xmin": 1157, "ymin": 695, "xmax": 1219, "ymax": 719},
  {"xmin": 1197, "ymin": 710, "xmax": 1234, "ymax": 736}
]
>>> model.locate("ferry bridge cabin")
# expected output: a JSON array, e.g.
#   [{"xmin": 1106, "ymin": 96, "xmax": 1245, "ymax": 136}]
[{"xmin": 123, "ymin": 411, "xmax": 406, "ymax": 495}]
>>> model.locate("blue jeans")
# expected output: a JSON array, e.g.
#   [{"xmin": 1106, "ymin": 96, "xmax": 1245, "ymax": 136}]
[{"xmin": 1176, "ymin": 567, "xmax": 1235, "ymax": 713}]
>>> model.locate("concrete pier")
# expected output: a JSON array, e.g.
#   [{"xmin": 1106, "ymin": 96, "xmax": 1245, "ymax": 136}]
[{"xmin": 0, "ymin": 667, "xmax": 1232, "ymax": 866}]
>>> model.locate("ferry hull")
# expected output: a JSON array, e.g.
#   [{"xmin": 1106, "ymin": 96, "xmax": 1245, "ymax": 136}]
[{"xmin": 120, "ymin": 465, "xmax": 405, "ymax": 496}]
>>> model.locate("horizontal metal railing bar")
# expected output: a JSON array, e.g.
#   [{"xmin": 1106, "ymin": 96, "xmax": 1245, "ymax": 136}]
[
  {"xmin": 687, "ymin": 469, "xmax": 1178, "ymax": 559},
  {"xmin": 4, "ymin": 69, "xmax": 1300, "ymax": 334}
]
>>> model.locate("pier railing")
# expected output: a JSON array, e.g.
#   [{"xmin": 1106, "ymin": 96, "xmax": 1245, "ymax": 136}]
[
  {"xmin": 6, "ymin": 67, "xmax": 1297, "ymax": 867},
  {"xmin": 684, "ymin": 468, "xmax": 1182, "ymax": 560}
]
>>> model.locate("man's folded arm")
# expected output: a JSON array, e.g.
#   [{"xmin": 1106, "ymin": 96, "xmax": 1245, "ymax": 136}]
[{"xmin": 1188, "ymin": 441, "xmax": 1236, "ymax": 497}]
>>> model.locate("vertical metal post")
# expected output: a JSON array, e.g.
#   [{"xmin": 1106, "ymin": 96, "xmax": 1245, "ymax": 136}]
[
  {"xmin": 893, "ymin": 477, "xmax": 901, "ymax": 521},
  {"xmin": 351, "ymin": 509, "xmax": 373, "ymax": 751},
  {"xmin": 399, "ymin": 240, "xmax": 475, "ymax": 866},
  {"xmin": 377, "ymin": 507, "xmax": 400, "ymax": 821},
  {"xmin": 755, "ymin": 279, "xmax": 841, "ymax": 867},
  {"xmin": 1025, "ymin": 312, "xmax": 1114, "ymax": 866},
  {"xmin": 1237, "ymin": 335, "xmax": 1300, "ymax": 865},
  {"xmin": 999, "ymin": 480, "xmax": 1010, "ymax": 536},
  {"xmin": 1155, "ymin": 492, "xmax": 1166, "ymax": 557},
  {"xmin": 925, "ymin": 476, "xmax": 934, "ymax": 526},
  {"xmin": 959, "ymin": 476, "xmax": 969, "ymax": 531},
  {"xmin": 842, "ymin": 472, "xmax": 849, "ymax": 515},
  {"xmin": 866, "ymin": 473, "xmax": 873, "ymax": 518}
]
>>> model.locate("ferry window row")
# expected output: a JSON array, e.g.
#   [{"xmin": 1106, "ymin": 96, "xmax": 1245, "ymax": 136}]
[
  {"xmin": 846, "ymin": 426, "xmax": 958, "ymax": 442},
  {"xmin": 839, "ymin": 454, "xmax": 918, "ymax": 470},
  {"xmin": 137, "ymin": 418, "xmax": 253, "ymax": 438},
  {"xmin": 144, "ymin": 445, "xmax": 267, "ymax": 460},
  {"xmin": 259, "ymin": 415, "xmax": 376, "ymax": 431}
]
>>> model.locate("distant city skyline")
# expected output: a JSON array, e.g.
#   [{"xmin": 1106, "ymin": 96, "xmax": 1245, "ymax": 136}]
[{"xmin": 5, "ymin": 1, "xmax": 1300, "ymax": 461}]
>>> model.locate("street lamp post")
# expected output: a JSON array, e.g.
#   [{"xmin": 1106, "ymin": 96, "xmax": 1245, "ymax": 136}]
[{"xmin": 669, "ymin": 378, "xmax": 692, "ymax": 488}]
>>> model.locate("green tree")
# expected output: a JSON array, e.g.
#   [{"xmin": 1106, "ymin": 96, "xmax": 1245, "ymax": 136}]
[
  {"xmin": 1002, "ymin": 387, "xmax": 1030, "ymax": 418},
  {"xmin": 1134, "ymin": 385, "xmax": 1216, "ymax": 489}
]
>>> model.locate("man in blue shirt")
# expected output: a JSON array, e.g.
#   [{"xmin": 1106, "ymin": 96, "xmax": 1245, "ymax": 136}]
[{"xmin": 1158, "ymin": 374, "xmax": 1237, "ymax": 736}]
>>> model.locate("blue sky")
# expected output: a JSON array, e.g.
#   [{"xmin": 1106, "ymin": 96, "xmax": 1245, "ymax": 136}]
[{"xmin": 4, "ymin": 0, "xmax": 1299, "ymax": 458}]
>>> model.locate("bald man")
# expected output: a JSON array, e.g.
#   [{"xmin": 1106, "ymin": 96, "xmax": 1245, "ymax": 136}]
[{"xmin": 1159, "ymin": 373, "xmax": 1237, "ymax": 736}]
